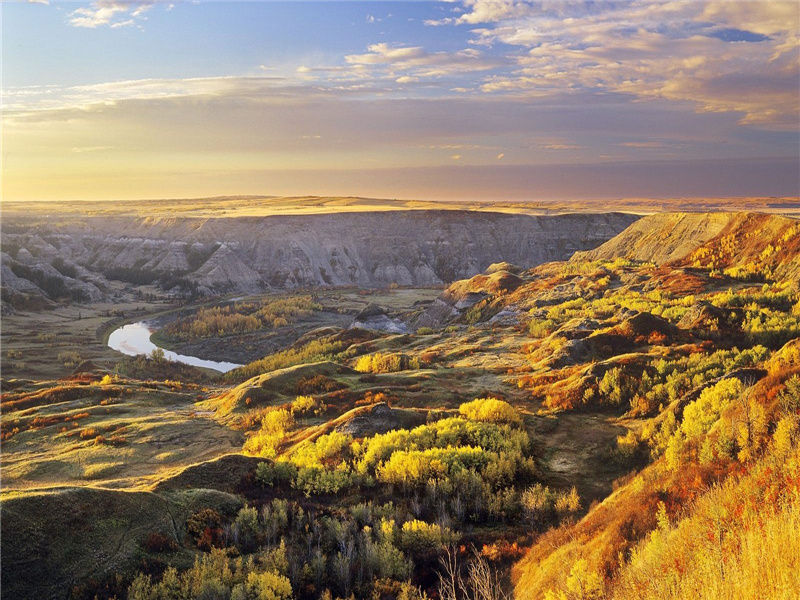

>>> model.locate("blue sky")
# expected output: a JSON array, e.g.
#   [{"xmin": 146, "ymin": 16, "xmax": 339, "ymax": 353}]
[
  {"xmin": 4, "ymin": 3, "xmax": 466, "ymax": 86},
  {"xmin": 2, "ymin": 1, "xmax": 799, "ymax": 201}
]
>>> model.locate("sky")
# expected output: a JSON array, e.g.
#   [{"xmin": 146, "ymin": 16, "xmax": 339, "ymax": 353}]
[{"xmin": 2, "ymin": 0, "xmax": 799, "ymax": 202}]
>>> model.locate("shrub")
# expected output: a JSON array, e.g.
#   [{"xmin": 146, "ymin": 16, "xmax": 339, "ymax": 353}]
[
  {"xmin": 355, "ymin": 352, "xmax": 421, "ymax": 374},
  {"xmin": 616, "ymin": 430, "xmax": 640, "ymax": 460},
  {"xmin": 225, "ymin": 336, "xmax": 351, "ymax": 382},
  {"xmin": 255, "ymin": 460, "xmax": 297, "ymax": 487},
  {"xmin": 599, "ymin": 367, "xmax": 636, "ymax": 406},
  {"xmin": 521, "ymin": 483, "xmax": 556, "ymax": 524},
  {"xmin": 399, "ymin": 520, "xmax": 455, "ymax": 555},
  {"xmin": 294, "ymin": 466, "xmax": 355, "ymax": 496},
  {"xmin": 290, "ymin": 394, "xmax": 325, "ymax": 416},
  {"xmin": 681, "ymin": 378, "xmax": 743, "ymax": 438},
  {"xmin": 296, "ymin": 374, "xmax": 344, "ymax": 395},
  {"xmin": 186, "ymin": 508, "xmax": 225, "ymax": 550},
  {"xmin": 232, "ymin": 506, "xmax": 260, "ymax": 553},
  {"xmin": 565, "ymin": 558, "xmax": 604, "ymax": 600},
  {"xmin": 290, "ymin": 431, "xmax": 353, "ymax": 469},
  {"xmin": 529, "ymin": 318, "xmax": 557, "ymax": 338},
  {"xmin": 554, "ymin": 487, "xmax": 581, "ymax": 516},
  {"xmin": 162, "ymin": 295, "xmax": 319, "ymax": 341},
  {"xmin": 231, "ymin": 571, "xmax": 292, "ymax": 600},
  {"xmin": 244, "ymin": 409, "xmax": 294, "ymax": 457},
  {"xmin": 459, "ymin": 398, "xmax": 521, "ymax": 425},
  {"xmin": 58, "ymin": 351, "xmax": 81, "ymax": 368}
]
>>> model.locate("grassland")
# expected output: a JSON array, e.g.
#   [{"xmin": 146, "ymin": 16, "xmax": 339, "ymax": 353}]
[{"xmin": 2, "ymin": 195, "xmax": 798, "ymax": 221}]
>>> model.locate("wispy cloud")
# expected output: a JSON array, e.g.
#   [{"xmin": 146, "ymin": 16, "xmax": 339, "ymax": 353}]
[{"xmin": 345, "ymin": 43, "xmax": 502, "ymax": 78}]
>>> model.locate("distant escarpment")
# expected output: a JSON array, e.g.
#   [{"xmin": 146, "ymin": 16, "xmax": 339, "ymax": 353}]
[
  {"xmin": 1, "ymin": 210, "xmax": 637, "ymax": 307},
  {"xmin": 574, "ymin": 211, "xmax": 800, "ymax": 281}
]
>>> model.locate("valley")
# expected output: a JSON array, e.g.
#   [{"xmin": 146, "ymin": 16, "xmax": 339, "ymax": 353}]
[{"xmin": 1, "ymin": 204, "xmax": 799, "ymax": 600}]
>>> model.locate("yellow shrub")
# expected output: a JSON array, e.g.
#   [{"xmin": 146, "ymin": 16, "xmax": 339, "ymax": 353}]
[{"xmin": 458, "ymin": 398, "xmax": 521, "ymax": 425}]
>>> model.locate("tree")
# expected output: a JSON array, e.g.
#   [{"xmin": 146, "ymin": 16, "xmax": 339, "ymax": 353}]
[
  {"xmin": 232, "ymin": 506, "xmax": 260, "ymax": 553},
  {"xmin": 565, "ymin": 559, "xmax": 604, "ymax": 600},
  {"xmin": 230, "ymin": 571, "xmax": 292, "ymax": 600}
]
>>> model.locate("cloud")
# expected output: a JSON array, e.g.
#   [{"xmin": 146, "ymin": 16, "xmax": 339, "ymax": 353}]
[
  {"xmin": 4, "ymin": 71, "xmax": 798, "ymax": 201},
  {"xmin": 457, "ymin": 0, "xmax": 799, "ymax": 129},
  {"xmin": 620, "ymin": 142, "xmax": 667, "ymax": 149},
  {"xmin": 424, "ymin": 18, "xmax": 455, "ymax": 27},
  {"xmin": 71, "ymin": 145, "xmax": 114, "ymax": 153},
  {"xmin": 456, "ymin": 0, "xmax": 535, "ymax": 24},
  {"xmin": 543, "ymin": 143, "xmax": 583, "ymax": 151},
  {"xmin": 344, "ymin": 43, "xmax": 501, "ymax": 78},
  {"xmin": 69, "ymin": 0, "xmax": 156, "ymax": 29}
]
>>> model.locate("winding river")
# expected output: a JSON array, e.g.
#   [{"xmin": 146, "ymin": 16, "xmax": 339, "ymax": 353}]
[{"xmin": 107, "ymin": 322, "xmax": 243, "ymax": 373}]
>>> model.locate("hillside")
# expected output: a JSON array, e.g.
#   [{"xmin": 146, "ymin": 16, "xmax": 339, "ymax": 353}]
[
  {"xmin": 1, "ymin": 210, "xmax": 636, "ymax": 308},
  {"xmin": 575, "ymin": 212, "xmax": 800, "ymax": 281},
  {"xmin": 1, "ymin": 210, "xmax": 798, "ymax": 600}
]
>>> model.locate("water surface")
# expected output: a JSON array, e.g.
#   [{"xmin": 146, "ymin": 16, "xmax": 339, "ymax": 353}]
[{"xmin": 107, "ymin": 322, "xmax": 242, "ymax": 373}]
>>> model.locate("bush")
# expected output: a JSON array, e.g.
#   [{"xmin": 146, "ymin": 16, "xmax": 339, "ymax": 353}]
[
  {"xmin": 458, "ymin": 398, "xmax": 522, "ymax": 425},
  {"xmin": 521, "ymin": 483, "xmax": 556, "ymax": 525},
  {"xmin": 58, "ymin": 351, "xmax": 82, "ymax": 368},
  {"xmin": 231, "ymin": 571, "xmax": 292, "ymax": 600},
  {"xmin": 399, "ymin": 520, "xmax": 455, "ymax": 555},
  {"xmin": 255, "ymin": 460, "xmax": 297, "ymax": 487},
  {"xmin": 232, "ymin": 506, "xmax": 260, "ymax": 553},
  {"xmin": 294, "ymin": 466, "xmax": 355, "ymax": 496},
  {"xmin": 616, "ymin": 430, "xmax": 640, "ymax": 460},
  {"xmin": 554, "ymin": 487, "xmax": 581, "ymax": 516},
  {"xmin": 128, "ymin": 549, "xmax": 293, "ymax": 600},
  {"xmin": 290, "ymin": 394, "xmax": 325, "ymax": 416},
  {"xmin": 244, "ymin": 409, "xmax": 294, "ymax": 457},
  {"xmin": 598, "ymin": 367, "xmax": 636, "ymax": 406},
  {"xmin": 355, "ymin": 352, "xmax": 421, "ymax": 374},
  {"xmin": 296, "ymin": 374, "xmax": 344, "ymax": 395},
  {"xmin": 186, "ymin": 508, "xmax": 225, "ymax": 550},
  {"xmin": 681, "ymin": 378, "xmax": 743, "ymax": 438},
  {"xmin": 290, "ymin": 431, "xmax": 353, "ymax": 469},
  {"xmin": 529, "ymin": 318, "xmax": 557, "ymax": 338}
]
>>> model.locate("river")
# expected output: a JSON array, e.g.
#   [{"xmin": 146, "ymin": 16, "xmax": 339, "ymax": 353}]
[{"xmin": 107, "ymin": 322, "xmax": 243, "ymax": 373}]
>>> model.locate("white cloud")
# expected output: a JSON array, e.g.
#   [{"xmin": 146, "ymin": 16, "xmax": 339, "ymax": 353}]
[
  {"xmin": 456, "ymin": 0, "xmax": 535, "ymax": 24},
  {"xmin": 460, "ymin": 0, "xmax": 799, "ymax": 129},
  {"xmin": 344, "ymin": 43, "xmax": 500, "ymax": 79},
  {"xmin": 69, "ymin": 0, "xmax": 156, "ymax": 29}
]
